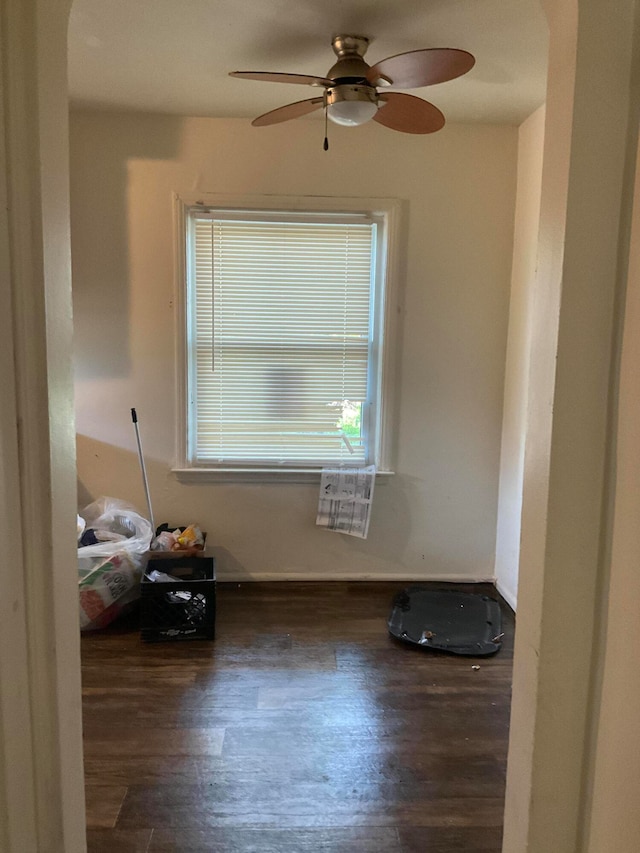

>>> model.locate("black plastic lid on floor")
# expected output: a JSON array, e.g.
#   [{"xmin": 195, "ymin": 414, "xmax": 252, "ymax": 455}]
[{"xmin": 388, "ymin": 587, "xmax": 503, "ymax": 656}]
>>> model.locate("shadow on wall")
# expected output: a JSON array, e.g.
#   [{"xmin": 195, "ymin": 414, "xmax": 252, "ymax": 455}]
[
  {"xmin": 76, "ymin": 432, "xmax": 419, "ymax": 579},
  {"xmin": 77, "ymin": 477, "xmax": 93, "ymax": 510},
  {"xmin": 77, "ymin": 433, "xmax": 295, "ymax": 581},
  {"xmin": 76, "ymin": 433, "xmax": 252, "ymax": 578},
  {"xmin": 70, "ymin": 112, "xmax": 182, "ymax": 380},
  {"xmin": 76, "ymin": 433, "xmax": 163, "ymax": 512}
]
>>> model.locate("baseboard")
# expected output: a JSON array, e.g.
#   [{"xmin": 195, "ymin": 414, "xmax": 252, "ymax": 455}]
[{"xmin": 215, "ymin": 571, "xmax": 497, "ymax": 583}]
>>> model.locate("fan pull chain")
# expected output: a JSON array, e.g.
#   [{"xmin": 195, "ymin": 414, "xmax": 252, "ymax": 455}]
[{"xmin": 323, "ymin": 103, "xmax": 329, "ymax": 151}]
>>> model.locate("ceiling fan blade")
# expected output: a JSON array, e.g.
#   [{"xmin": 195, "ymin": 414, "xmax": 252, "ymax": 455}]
[
  {"xmin": 373, "ymin": 93, "xmax": 445, "ymax": 134},
  {"xmin": 230, "ymin": 71, "xmax": 332, "ymax": 87},
  {"xmin": 367, "ymin": 48, "xmax": 475, "ymax": 89},
  {"xmin": 252, "ymin": 97, "xmax": 325, "ymax": 127}
]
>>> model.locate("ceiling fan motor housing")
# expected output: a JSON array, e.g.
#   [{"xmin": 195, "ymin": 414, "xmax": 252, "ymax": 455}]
[{"xmin": 327, "ymin": 35, "xmax": 372, "ymax": 81}]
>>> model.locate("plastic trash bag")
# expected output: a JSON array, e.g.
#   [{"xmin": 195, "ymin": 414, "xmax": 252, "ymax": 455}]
[{"xmin": 78, "ymin": 497, "xmax": 153, "ymax": 630}]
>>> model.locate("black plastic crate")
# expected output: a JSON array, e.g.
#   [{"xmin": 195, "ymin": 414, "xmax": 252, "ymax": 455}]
[{"xmin": 140, "ymin": 556, "xmax": 216, "ymax": 642}]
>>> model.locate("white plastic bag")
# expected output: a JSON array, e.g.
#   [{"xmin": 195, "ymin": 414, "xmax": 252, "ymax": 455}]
[{"xmin": 78, "ymin": 497, "xmax": 153, "ymax": 630}]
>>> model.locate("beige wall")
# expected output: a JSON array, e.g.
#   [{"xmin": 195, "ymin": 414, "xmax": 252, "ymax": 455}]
[
  {"xmin": 71, "ymin": 111, "xmax": 517, "ymax": 581},
  {"xmin": 494, "ymin": 104, "xmax": 546, "ymax": 610}
]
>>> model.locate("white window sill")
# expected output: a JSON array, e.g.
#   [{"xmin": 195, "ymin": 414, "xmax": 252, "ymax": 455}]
[{"xmin": 172, "ymin": 467, "xmax": 395, "ymax": 484}]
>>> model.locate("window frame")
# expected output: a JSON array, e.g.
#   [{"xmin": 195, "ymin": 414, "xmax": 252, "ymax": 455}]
[{"xmin": 173, "ymin": 192, "xmax": 400, "ymax": 481}]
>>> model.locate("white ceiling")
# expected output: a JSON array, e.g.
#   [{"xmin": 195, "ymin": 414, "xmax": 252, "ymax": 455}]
[{"xmin": 68, "ymin": 0, "xmax": 548, "ymax": 125}]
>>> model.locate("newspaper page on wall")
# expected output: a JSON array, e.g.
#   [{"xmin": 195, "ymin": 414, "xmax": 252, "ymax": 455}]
[{"xmin": 316, "ymin": 465, "xmax": 376, "ymax": 539}]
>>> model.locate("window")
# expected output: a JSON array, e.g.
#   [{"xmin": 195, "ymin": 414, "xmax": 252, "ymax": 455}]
[{"xmin": 177, "ymin": 195, "xmax": 397, "ymax": 475}]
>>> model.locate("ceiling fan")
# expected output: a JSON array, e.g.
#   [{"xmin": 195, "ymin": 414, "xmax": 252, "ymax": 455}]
[{"xmin": 229, "ymin": 35, "xmax": 475, "ymax": 136}]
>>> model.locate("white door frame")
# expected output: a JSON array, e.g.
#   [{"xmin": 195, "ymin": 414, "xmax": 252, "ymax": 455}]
[
  {"xmin": 0, "ymin": 1, "xmax": 86, "ymax": 851},
  {"xmin": 504, "ymin": 0, "xmax": 640, "ymax": 849},
  {"xmin": 0, "ymin": 1, "xmax": 637, "ymax": 850}
]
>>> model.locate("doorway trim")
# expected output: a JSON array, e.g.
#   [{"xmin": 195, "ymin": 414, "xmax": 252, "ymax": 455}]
[
  {"xmin": 0, "ymin": 1, "xmax": 637, "ymax": 850},
  {"xmin": 0, "ymin": 0, "xmax": 85, "ymax": 850},
  {"xmin": 504, "ymin": 0, "xmax": 640, "ymax": 849}
]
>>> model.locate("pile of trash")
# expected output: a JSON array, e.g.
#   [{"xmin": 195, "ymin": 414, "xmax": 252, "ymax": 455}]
[
  {"xmin": 77, "ymin": 497, "xmax": 152, "ymax": 631},
  {"xmin": 151, "ymin": 523, "xmax": 205, "ymax": 553},
  {"xmin": 77, "ymin": 497, "xmax": 207, "ymax": 631}
]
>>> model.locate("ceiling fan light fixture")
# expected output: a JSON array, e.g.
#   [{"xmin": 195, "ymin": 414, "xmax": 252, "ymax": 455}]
[{"xmin": 326, "ymin": 84, "xmax": 378, "ymax": 127}]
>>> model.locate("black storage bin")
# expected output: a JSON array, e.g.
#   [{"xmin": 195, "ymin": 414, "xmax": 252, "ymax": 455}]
[{"xmin": 141, "ymin": 556, "xmax": 216, "ymax": 642}]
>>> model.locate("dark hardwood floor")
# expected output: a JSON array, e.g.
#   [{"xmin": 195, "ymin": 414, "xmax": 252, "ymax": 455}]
[{"xmin": 82, "ymin": 582, "xmax": 514, "ymax": 852}]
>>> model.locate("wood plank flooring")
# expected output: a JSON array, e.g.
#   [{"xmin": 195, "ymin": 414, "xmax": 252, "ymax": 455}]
[{"xmin": 82, "ymin": 582, "xmax": 514, "ymax": 852}]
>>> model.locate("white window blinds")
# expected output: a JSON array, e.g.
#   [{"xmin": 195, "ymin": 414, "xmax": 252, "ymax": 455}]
[{"xmin": 188, "ymin": 212, "xmax": 375, "ymax": 466}]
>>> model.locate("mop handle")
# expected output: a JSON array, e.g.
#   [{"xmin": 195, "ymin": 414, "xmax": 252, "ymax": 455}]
[{"xmin": 131, "ymin": 408, "xmax": 155, "ymax": 534}]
